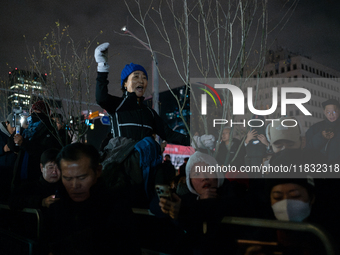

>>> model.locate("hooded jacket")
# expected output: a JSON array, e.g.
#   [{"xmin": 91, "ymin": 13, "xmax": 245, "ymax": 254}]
[
  {"xmin": 177, "ymin": 151, "xmax": 242, "ymax": 254},
  {"xmin": 185, "ymin": 151, "xmax": 225, "ymax": 197}
]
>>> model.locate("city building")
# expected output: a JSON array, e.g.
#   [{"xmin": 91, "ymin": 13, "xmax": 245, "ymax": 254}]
[
  {"xmin": 255, "ymin": 47, "xmax": 340, "ymax": 134},
  {"xmin": 7, "ymin": 68, "xmax": 63, "ymax": 115},
  {"xmin": 191, "ymin": 47, "xmax": 340, "ymax": 135},
  {"xmin": 8, "ymin": 69, "xmax": 46, "ymax": 112}
]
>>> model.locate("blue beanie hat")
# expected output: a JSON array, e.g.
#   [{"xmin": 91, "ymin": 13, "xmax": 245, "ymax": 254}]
[{"xmin": 121, "ymin": 63, "xmax": 148, "ymax": 87}]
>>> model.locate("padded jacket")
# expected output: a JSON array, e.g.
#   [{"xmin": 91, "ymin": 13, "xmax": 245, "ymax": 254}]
[
  {"xmin": 96, "ymin": 72, "xmax": 189, "ymax": 145},
  {"xmin": 305, "ymin": 118, "xmax": 340, "ymax": 163}
]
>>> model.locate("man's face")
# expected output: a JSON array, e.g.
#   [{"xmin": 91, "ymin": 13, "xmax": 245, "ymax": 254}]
[
  {"xmin": 124, "ymin": 71, "xmax": 148, "ymax": 97},
  {"xmin": 41, "ymin": 161, "xmax": 60, "ymax": 183},
  {"xmin": 60, "ymin": 156, "xmax": 101, "ymax": 202},
  {"xmin": 6, "ymin": 123, "xmax": 15, "ymax": 135},
  {"xmin": 222, "ymin": 128, "xmax": 230, "ymax": 142},
  {"xmin": 324, "ymin": 105, "xmax": 339, "ymax": 122},
  {"xmin": 272, "ymin": 139, "xmax": 301, "ymax": 153}
]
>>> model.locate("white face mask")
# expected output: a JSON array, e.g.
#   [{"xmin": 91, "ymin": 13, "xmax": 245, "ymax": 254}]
[{"xmin": 271, "ymin": 199, "xmax": 311, "ymax": 222}]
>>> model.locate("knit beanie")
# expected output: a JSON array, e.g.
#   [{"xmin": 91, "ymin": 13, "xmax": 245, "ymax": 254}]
[
  {"xmin": 265, "ymin": 177, "xmax": 315, "ymax": 198},
  {"xmin": 31, "ymin": 100, "xmax": 50, "ymax": 116},
  {"xmin": 120, "ymin": 63, "xmax": 148, "ymax": 87},
  {"xmin": 322, "ymin": 99, "xmax": 340, "ymax": 109}
]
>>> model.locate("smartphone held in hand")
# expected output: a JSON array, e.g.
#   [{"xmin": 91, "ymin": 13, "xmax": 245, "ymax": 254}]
[{"xmin": 155, "ymin": 184, "xmax": 172, "ymax": 201}]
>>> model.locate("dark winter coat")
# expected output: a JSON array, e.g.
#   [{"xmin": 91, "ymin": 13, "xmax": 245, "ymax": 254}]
[
  {"xmin": 159, "ymin": 160, "xmax": 176, "ymax": 185},
  {"xmin": 9, "ymin": 176, "xmax": 62, "ymax": 210},
  {"xmin": 215, "ymin": 138, "xmax": 246, "ymax": 168},
  {"xmin": 57, "ymin": 127, "xmax": 71, "ymax": 147},
  {"xmin": 101, "ymin": 136, "xmax": 164, "ymax": 208},
  {"xmin": 175, "ymin": 181, "xmax": 243, "ymax": 254},
  {"xmin": 305, "ymin": 118, "xmax": 340, "ymax": 163},
  {"xmin": 0, "ymin": 122, "xmax": 17, "ymax": 202},
  {"xmin": 96, "ymin": 72, "xmax": 189, "ymax": 145},
  {"xmin": 0, "ymin": 122, "xmax": 17, "ymax": 169},
  {"xmin": 96, "ymin": 72, "xmax": 190, "ymax": 208},
  {"xmin": 46, "ymin": 178, "xmax": 141, "ymax": 255}
]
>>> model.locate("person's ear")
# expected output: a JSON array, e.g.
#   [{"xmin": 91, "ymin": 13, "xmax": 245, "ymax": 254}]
[{"xmin": 40, "ymin": 163, "xmax": 44, "ymax": 173}]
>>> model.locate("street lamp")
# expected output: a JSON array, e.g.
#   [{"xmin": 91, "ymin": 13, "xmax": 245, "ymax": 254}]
[{"xmin": 121, "ymin": 26, "xmax": 159, "ymax": 114}]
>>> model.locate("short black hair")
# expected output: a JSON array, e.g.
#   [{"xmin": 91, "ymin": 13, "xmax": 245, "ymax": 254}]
[
  {"xmin": 322, "ymin": 99, "xmax": 340, "ymax": 109},
  {"xmin": 40, "ymin": 148, "xmax": 60, "ymax": 166},
  {"xmin": 56, "ymin": 143, "xmax": 100, "ymax": 172}
]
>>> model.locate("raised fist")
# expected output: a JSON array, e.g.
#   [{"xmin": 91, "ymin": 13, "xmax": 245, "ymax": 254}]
[
  {"xmin": 191, "ymin": 134, "xmax": 215, "ymax": 150},
  {"xmin": 95, "ymin": 42, "xmax": 110, "ymax": 72}
]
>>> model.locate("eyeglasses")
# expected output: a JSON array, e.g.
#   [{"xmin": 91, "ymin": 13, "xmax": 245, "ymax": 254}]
[
  {"xmin": 325, "ymin": 111, "xmax": 338, "ymax": 116},
  {"xmin": 45, "ymin": 164, "xmax": 57, "ymax": 171}
]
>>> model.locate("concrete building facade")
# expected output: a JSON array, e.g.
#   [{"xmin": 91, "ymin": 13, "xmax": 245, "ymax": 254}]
[{"xmin": 191, "ymin": 48, "xmax": 340, "ymax": 135}]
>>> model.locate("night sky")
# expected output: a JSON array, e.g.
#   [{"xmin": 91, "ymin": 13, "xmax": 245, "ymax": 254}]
[{"xmin": 1, "ymin": 0, "xmax": 340, "ymax": 101}]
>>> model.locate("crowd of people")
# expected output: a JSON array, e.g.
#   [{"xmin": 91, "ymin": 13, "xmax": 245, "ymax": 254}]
[{"xmin": 0, "ymin": 42, "xmax": 339, "ymax": 254}]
